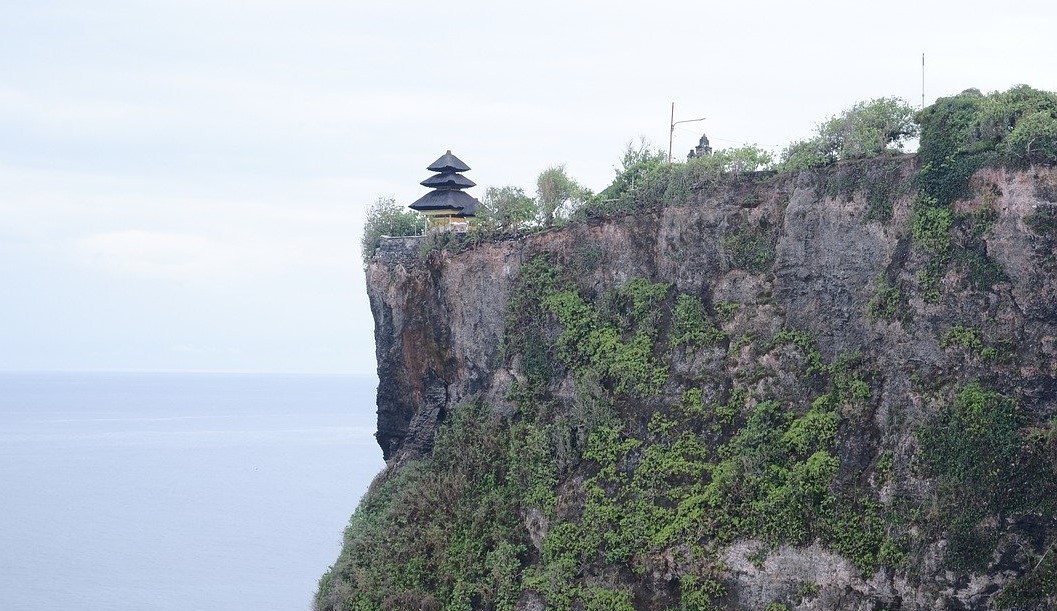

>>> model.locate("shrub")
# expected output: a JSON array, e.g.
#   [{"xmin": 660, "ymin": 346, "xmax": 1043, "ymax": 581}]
[
  {"xmin": 1007, "ymin": 111, "xmax": 1057, "ymax": 166},
  {"xmin": 1026, "ymin": 204, "xmax": 1057, "ymax": 237},
  {"xmin": 779, "ymin": 97, "xmax": 917, "ymax": 171},
  {"xmin": 867, "ymin": 276, "xmax": 903, "ymax": 321},
  {"xmin": 916, "ymin": 85, "xmax": 1057, "ymax": 206},
  {"xmin": 917, "ymin": 383, "xmax": 1022, "ymax": 569},
  {"xmin": 360, "ymin": 196, "xmax": 424, "ymax": 265},
  {"xmin": 911, "ymin": 197, "xmax": 952, "ymax": 255},
  {"xmin": 941, "ymin": 325, "xmax": 983, "ymax": 351},
  {"xmin": 479, "ymin": 186, "xmax": 538, "ymax": 234},
  {"xmin": 537, "ymin": 165, "xmax": 589, "ymax": 227},
  {"xmin": 597, "ymin": 139, "xmax": 668, "ymax": 202},
  {"xmin": 671, "ymin": 294, "xmax": 726, "ymax": 348},
  {"xmin": 690, "ymin": 145, "xmax": 774, "ymax": 174},
  {"xmin": 722, "ymin": 225, "xmax": 776, "ymax": 272}
]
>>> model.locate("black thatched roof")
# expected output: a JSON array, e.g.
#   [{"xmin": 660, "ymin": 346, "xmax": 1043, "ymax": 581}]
[
  {"xmin": 427, "ymin": 150, "xmax": 471, "ymax": 173},
  {"xmin": 409, "ymin": 189, "xmax": 481, "ymax": 215},
  {"xmin": 420, "ymin": 172, "xmax": 476, "ymax": 189}
]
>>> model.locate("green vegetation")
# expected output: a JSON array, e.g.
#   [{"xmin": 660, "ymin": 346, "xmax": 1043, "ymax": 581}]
[
  {"xmin": 360, "ymin": 196, "xmax": 424, "ymax": 265},
  {"xmin": 316, "ymin": 401, "xmax": 534, "ymax": 611},
  {"xmin": 901, "ymin": 86, "xmax": 1057, "ymax": 297},
  {"xmin": 916, "ymin": 383, "xmax": 1039, "ymax": 570},
  {"xmin": 479, "ymin": 186, "xmax": 537, "ymax": 234},
  {"xmin": 796, "ymin": 580, "xmax": 820, "ymax": 601},
  {"xmin": 916, "ymin": 86, "xmax": 1057, "ymax": 206},
  {"xmin": 544, "ymin": 278, "xmax": 671, "ymax": 396},
  {"xmin": 476, "ymin": 166, "xmax": 590, "ymax": 235},
  {"xmin": 867, "ymin": 275, "xmax": 904, "ymax": 321},
  {"xmin": 670, "ymin": 294, "xmax": 727, "ymax": 348},
  {"xmin": 504, "ymin": 256, "xmax": 677, "ymax": 397},
  {"xmin": 689, "ymin": 144, "xmax": 774, "ymax": 175},
  {"xmin": 780, "ymin": 97, "xmax": 917, "ymax": 171},
  {"xmin": 1026, "ymin": 203, "xmax": 1057, "ymax": 237},
  {"xmin": 941, "ymin": 325, "xmax": 983, "ymax": 352},
  {"xmin": 535, "ymin": 165, "xmax": 589, "ymax": 228},
  {"xmin": 996, "ymin": 543, "xmax": 1057, "ymax": 609},
  {"xmin": 722, "ymin": 224, "xmax": 776, "ymax": 272},
  {"xmin": 363, "ymin": 86, "xmax": 1056, "ymax": 268},
  {"xmin": 323, "ymin": 255, "xmax": 915, "ymax": 609},
  {"xmin": 530, "ymin": 319, "xmax": 896, "ymax": 593},
  {"xmin": 577, "ymin": 141, "xmax": 774, "ymax": 219},
  {"xmin": 910, "ymin": 196, "xmax": 952, "ymax": 256}
]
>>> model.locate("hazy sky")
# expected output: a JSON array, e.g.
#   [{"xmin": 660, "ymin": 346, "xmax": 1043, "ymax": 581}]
[{"xmin": 2, "ymin": 0, "xmax": 1055, "ymax": 373}]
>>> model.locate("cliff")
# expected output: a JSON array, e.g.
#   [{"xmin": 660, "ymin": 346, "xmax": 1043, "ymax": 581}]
[{"xmin": 320, "ymin": 156, "xmax": 1057, "ymax": 611}]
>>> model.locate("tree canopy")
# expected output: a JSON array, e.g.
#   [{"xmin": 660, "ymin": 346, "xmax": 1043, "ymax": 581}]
[
  {"xmin": 360, "ymin": 196, "xmax": 423, "ymax": 266},
  {"xmin": 479, "ymin": 186, "xmax": 537, "ymax": 234},
  {"xmin": 536, "ymin": 165, "xmax": 588, "ymax": 228},
  {"xmin": 780, "ymin": 97, "xmax": 918, "ymax": 171}
]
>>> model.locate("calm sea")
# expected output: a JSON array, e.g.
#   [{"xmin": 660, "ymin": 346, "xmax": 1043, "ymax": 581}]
[{"xmin": 0, "ymin": 372, "xmax": 385, "ymax": 611}]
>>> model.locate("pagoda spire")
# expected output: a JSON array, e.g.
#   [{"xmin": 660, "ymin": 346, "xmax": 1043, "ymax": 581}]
[{"xmin": 409, "ymin": 150, "xmax": 481, "ymax": 231}]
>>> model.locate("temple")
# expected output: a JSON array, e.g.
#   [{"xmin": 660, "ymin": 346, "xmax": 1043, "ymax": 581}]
[
  {"xmin": 687, "ymin": 133, "xmax": 713, "ymax": 160},
  {"xmin": 408, "ymin": 150, "xmax": 481, "ymax": 232}
]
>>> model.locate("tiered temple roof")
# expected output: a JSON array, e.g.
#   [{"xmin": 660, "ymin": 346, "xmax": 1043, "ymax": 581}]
[{"xmin": 409, "ymin": 150, "xmax": 480, "ymax": 217}]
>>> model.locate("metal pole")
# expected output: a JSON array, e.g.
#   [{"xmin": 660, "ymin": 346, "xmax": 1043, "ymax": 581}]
[
  {"xmin": 921, "ymin": 53, "xmax": 925, "ymax": 109},
  {"xmin": 668, "ymin": 102, "xmax": 675, "ymax": 163}
]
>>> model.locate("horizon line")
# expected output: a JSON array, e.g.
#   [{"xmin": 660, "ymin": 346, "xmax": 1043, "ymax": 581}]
[{"xmin": 0, "ymin": 368, "xmax": 379, "ymax": 376}]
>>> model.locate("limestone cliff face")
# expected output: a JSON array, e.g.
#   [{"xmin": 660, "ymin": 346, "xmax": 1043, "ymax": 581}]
[{"xmin": 358, "ymin": 157, "xmax": 1057, "ymax": 610}]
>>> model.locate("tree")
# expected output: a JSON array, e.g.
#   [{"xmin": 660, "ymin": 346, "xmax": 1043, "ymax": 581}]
[
  {"xmin": 779, "ymin": 138, "xmax": 835, "ymax": 171},
  {"xmin": 835, "ymin": 97, "xmax": 918, "ymax": 159},
  {"xmin": 691, "ymin": 145, "xmax": 775, "ymax": 174},
  {"xmin": 479, "ymin": 186, "xmax": 538, "ymax": 234},
  {"xmin": 360, "ymin": 196, "xmax": 423, "ymax": 266},
  {"xmin": 598, "ymin": 139, "xmax": 668, "ymax": 201},
  {"xmin": 972, "ymin": 84, "xmax": 1057, "ymax": 147},
  {"xmin": 536, "ymin": 165, "xmax": 587, "ymax": 227},
  {"xmin": 779, "ymin": 97, "xmax": 918, "ymax": 171}
]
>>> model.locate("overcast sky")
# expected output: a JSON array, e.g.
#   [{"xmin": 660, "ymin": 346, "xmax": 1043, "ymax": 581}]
[{"xmin": 2, "ymin": 0, "xmax": 1055, "ymax": 373}]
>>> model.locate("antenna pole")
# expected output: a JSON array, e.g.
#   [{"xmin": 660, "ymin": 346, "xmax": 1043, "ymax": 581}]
[{"xmin": 921, "ymin": 53, "xmax": 925, "ymax": 109}]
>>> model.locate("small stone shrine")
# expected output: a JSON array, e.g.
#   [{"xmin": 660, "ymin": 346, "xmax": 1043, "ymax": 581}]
[{"xmin": 687, "ymin": 133, "xmax": 713, "ymax": 160}]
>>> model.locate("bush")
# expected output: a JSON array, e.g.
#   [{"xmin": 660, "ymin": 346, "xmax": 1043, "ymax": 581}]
[
  {"xmin": 722, "ymin": 225, "xmax": 776, "ymax": 272},
  {"xmin": 670, "ymin": 294, "xmax": 726, "ymax": 348},
  {"xmin": 910, "ymin": 197, "xmax": 952, "ymax": 255},
  {"xmin": 690, "ymin": 145, "xmax": 774, "ymax": 174},
  {"xmin": 917, "ymin": 383, "xmax": 1022, "ymax": 569},
  {"xmin": 1007, "ymin": 110, "xmax": 1057, "ymax": 166},
  {"xmin": 536, "ymin": 165, "xmax": 589, "ymax": 227},
  {"xmin": 597, "ymin": 140, "xmax": 668, "ymax": 202},
  {"xmin": 585, "ymin": 142, "xmax": 772, "ymax": 218},
  {"xmin": 479, "ymin": 186, "xmax": 538, "ymax": 234},
  {"xmin": 867, "ymin": 276, "xmax": 903, "ymax": 321},
  {"xmin": 779, "ymin": 97, "xmax": 918, "ymax": 171},
  {"xmin": 360, "ymin": 196, "xmax": 423, "ymax": 266}
]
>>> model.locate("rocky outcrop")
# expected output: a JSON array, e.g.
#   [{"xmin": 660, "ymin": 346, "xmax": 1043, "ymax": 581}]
[{"xmin": 356, "ymin": 156, "xmax": 1057, "ymax": 609}]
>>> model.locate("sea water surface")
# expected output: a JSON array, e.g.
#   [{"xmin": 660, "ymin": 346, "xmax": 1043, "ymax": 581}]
[{"xmin": 0, "ymin": 372, "xmax": 384, "ymax": 611}]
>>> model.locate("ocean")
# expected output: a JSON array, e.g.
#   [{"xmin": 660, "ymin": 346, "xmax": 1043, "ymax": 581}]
[{"xmin": 0, "ymin": 372, "xmax": 385, "ymax": 611}]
